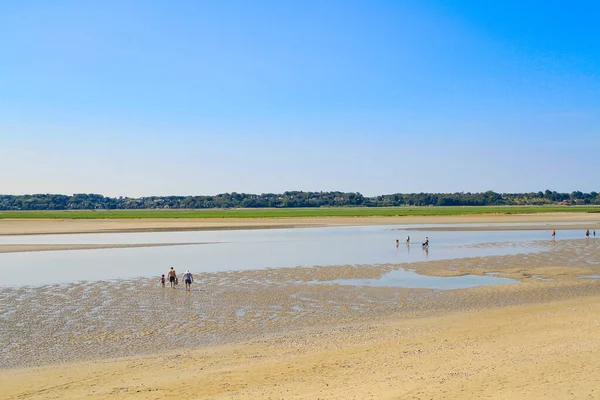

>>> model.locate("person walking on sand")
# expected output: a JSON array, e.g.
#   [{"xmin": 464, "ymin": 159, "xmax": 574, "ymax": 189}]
[
  {"xmin": 182, "ymin": 270, "xmax": 194, "ymax": 291},
  {"xmin": 159, "ymin": 274, "xmax": 166, "ymax": 288},
  {"xmin": 168, "ymin": 267, "xmax": 177, "ymax": 288}
]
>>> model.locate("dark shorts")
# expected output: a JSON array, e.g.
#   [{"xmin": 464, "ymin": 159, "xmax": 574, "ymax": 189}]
[
  {"xmin": 169, "ymin": 276, "xmax": 176, "ymax": 283},
  {"xmin": 185, "ymin": 279, "xmax": 192, "ymax": 285}
]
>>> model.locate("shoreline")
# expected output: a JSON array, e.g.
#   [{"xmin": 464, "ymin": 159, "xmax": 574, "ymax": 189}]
[
  {"xmin": 3, "ymin": 239, "xmax": 600, "ymax": 370},
  {"xmin": 1, "ymin": 212, "xmax": 600, "ymax": 236},
  {"xmin": 0, "ymin": 242, "xmax": 215, "ymax": 254}
]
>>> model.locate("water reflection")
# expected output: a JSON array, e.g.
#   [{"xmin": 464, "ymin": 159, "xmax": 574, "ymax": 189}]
[
  {"xmin": 0, "ymin": 225, "xmax": 587, "ymax": 287},
  {"xmin": 311, "ymin": 268, "xmax": 518, "ymax": 290}
]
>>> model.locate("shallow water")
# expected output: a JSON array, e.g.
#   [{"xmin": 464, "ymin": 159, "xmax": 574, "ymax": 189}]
[
  {"xmin": 0, "ymin": 225, "xmax": 590, "ymax": 287},
  {"xmin": 312, "ymin": 268, "xmax": 518, "ymax": 289}
]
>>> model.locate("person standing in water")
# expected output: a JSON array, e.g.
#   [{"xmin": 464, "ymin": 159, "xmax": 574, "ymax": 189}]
[
  {"xmin": 395, "ymin": 239, "xmax": 399, "ymax": 247},
  {"xmin": 168, "ymin": 267, "xmax": 177, "ymax": 288},
  {"xmin": 406, "ymin": 236, "xmax": 410, "ymax": 245},
  {"xmin": 182, "ymin": 270, "xmax": 194, "ymax": 291},
  {"xmin": 552, "ymin": 229, "xmax": 556, "ymax": 239},
  {"xmin": 586, "ymin": 229, "xmax": 590, "ymax": 239}
]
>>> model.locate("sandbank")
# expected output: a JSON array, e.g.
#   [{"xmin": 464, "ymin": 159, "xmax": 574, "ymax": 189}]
[
  {"xmin": 0, "ymin": 242, "xmax": 214, "ymax": 254},
  {"xmin": 1, "ymin": 212, "xmax": 600, "ymax": 236}
]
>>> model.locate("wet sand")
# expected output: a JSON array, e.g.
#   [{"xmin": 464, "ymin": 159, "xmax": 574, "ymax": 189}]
[
  {"xmin": 408, "ymin": 224, "xmax": 600, "ymax": 231},
  {"xmin": 3, "ymin": 239, "xmax": 600, "ymax": 370},
  {"xmin": 3, "ymin": 297, "xmax": 599, "ymax": 399},
  {"xmin": 1, "ymin": 212, "xmax": 600, "ymax": 236},
  {"xmin": 0, "ymin": 242, "xmax": 214, "ymax": 254}
]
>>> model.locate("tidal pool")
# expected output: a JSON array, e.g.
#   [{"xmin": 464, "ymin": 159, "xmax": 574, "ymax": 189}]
[{"xmin": 312, "ymin": 268, "xmax": 518, "ymax": 290}]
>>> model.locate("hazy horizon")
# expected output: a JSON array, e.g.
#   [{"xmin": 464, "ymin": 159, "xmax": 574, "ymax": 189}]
[{"xmin": 2, "ymin": 1, "xmax": 599, "ymax": 197}]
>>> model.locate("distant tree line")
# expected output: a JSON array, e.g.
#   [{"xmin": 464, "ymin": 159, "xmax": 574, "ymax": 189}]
[{"xmin": 1, "ymin": 190, "xmax": 599, "ymax": 210}]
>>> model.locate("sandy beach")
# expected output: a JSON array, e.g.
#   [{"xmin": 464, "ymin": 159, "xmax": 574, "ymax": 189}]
[
  {"xmin": 2, "ymin": 214, "xmax": 600, "ymax": 399},
  {"xmin": 6, "ymin": 0, "xmax": 600, "ymax": 397},
  {"xmin": 3, "ymin": 296, "xmax": 599, "ymax": 400}
]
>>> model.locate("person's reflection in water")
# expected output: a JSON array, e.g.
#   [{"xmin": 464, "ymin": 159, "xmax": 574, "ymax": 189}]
[{"xmin": 423, "ymin": 246, "xmax": 429, "ymax": 259}]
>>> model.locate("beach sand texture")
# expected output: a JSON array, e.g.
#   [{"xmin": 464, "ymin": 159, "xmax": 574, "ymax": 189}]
[
  {"xmin": 2, "ymin": 214, "xmax": 600, "ymax": 399},
  {"xmin": 2, "ymin": 298, "xmax": 599, "ymax": 399}
]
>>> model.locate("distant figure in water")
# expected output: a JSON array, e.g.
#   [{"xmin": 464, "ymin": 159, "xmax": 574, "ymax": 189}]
[
  {"xmin": 160, "ymin": 274, "xmax": 166, "ymax": 288},
  {"xmin": 594, "ymin": 230, "xmax": 596, "ymax": 238},
  {"xmin": 422, "ymin": 236, "xmax": 429, "ymax": 247},
  {"xmin": 406, "ymin": 236, "xmax": 410, "ymax": 245},
  {"xmin": 586, "ymin": 229, "xmax": 590, "ymax": 239},
  {"xmin": 552, "ymin": 229, "xmax": 556, "ymax": 239},
  {"xmin": 396, "ymin": 239, "xmax": 399, "ymax": 247}
]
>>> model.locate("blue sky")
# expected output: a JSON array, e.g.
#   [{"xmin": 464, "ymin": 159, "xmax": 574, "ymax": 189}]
[{"xmin": 1, "ymin": 0, "xmax": 599, "ymax": 196}]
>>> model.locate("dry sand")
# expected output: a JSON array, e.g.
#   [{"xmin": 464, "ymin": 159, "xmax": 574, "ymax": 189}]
[{"xmin": 1, "ymin": 212, "xmax": 600, "ymax": 236}]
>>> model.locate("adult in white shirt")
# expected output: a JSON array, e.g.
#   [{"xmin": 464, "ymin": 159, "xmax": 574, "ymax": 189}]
[{"xmin": 182, "ymin": 270, "xmax": 194, "ymax": 291}]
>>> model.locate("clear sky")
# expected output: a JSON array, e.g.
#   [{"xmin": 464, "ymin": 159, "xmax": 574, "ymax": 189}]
[{"xmin": 1, "ymin": 0, "xmax": 599, "ymax": 196}]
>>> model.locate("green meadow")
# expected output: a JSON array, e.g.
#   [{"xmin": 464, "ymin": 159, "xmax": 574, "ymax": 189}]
[{"xmin": 0, "ymin": 206, "xmax": 599, "ymax": 219}]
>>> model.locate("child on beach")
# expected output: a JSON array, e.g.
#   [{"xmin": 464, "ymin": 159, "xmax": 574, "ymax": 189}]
[{"xmin": 160, "ymin": 274, "xmax": 166, "ymax": 288}]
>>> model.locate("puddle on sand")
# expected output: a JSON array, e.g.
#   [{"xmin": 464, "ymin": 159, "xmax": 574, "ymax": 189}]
[
  {"xmin": 580, "ymin": 275, "xmax": 600, "ymax": 279},
  {"xmin": 235, "ymin": 309, "xmax": 246, "ymax": 317},
  {"xmin": 530, "ymin": 275, "xmax": 554, "ymax": 281},
  {"xmin": 310, "ymin": 268, "xmax": 518, "ymax": 290}
]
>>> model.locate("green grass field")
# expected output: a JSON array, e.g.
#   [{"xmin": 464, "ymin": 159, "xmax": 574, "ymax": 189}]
[{"xmin": 0, "ymin": 206, "xmax": 599, "ymax": 219}]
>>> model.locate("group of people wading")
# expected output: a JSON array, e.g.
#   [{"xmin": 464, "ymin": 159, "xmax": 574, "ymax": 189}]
[
  {"xmin": 395, "ymin": 236, "xmax": 429, "ymax": 248},
  {"xmin": 160, "ymin": 267, "xmax": 194, "ymax": 291},
  {"xmin": 551, "ymin": 229, "xmax": 596, "ymax": 239}
]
